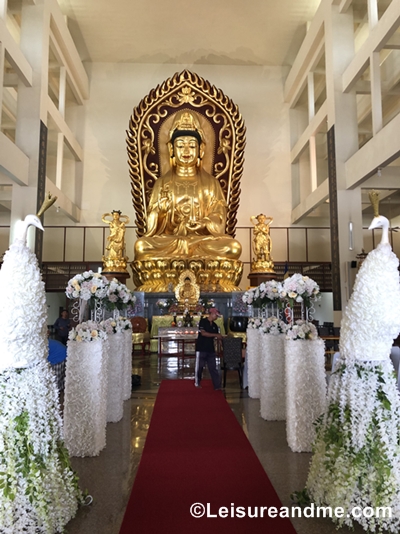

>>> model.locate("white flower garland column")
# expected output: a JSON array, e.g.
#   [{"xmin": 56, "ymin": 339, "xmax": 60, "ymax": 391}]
[
  {"xmin": 0, "ymin": 233, "xmax": 84, "ymax": 531},
  {"xmin": 260, "ymin": 333, "xmax": 286, "ymax": 420},
  {"xmin": 64, "ymin": 339, "xmax": 108, "ymax": 457},
  {"xmin": 0, "ymin": 362, "xmax": 82, "ymax": 531},
  {"xmin": 122, "ymin": 329, "xmax": 133, "ymax": 401},
  {"xmin": 285, "ymin": 338, "xmax": 326, "ymax": 452},
  {"xmin": 106, "ymin": 335, "xmax": 124, "ymax": 423},
  {"xmin": 246, "ymin": 325, "xmax": 262, "ymax": 398},
  {"xmin": 305, "ymin": 238, "xmax": 400, "ymax": 532}
]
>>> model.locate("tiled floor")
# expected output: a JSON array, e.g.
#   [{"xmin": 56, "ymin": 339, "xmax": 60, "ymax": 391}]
[{"xmin": 65, "ymin": 352, "xmax": 363, "ymax": 534}]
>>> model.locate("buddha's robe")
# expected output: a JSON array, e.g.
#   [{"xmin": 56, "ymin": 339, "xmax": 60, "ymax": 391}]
[{"xmin": 134, "ymin": 169, "xmax": 241, "ymax": 260}]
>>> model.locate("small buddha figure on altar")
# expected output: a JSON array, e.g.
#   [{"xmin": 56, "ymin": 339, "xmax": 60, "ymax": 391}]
[
  {"xmin": 102, "ymin": 210, "xmax": 130, "ymax": 273},
  {"xmin": 134, "ymin": 111, "xmax": 242, "ymax": 261},
  {"xmin": 175, "ymin": 270, "xmax": 200, "ymax": 311}
]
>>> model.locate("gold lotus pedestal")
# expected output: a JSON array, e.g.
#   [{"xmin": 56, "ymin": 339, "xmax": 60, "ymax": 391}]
[
  {"xmin": 248, "ymin": 257, "xmax": 276, "ymax": 287},
  {"xmin": 131, "ymin": 258, "xmax": 243, "ymax": 293}
]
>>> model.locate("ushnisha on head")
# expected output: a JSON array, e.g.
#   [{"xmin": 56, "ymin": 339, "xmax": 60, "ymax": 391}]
[
  {"xmin": 168, "ymin": 111, "xmax": 205, "ymax": 169},
  {"xmin": 368, "ymin": 190, "xmax": 389, "ymax": 245}
]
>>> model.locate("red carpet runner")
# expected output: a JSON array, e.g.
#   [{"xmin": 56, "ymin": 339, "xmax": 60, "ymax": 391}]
[{"xmin": 119, "ymin": 380, "xmax": 297, "ymax": 534}]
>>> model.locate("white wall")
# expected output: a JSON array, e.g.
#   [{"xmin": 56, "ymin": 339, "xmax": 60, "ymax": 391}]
[
  {"xmin": 46, "ymin": 292, "xmax": 67, "ymax": 325},
  {"xmin": 312, "ymin": 292, "xmax": 334, "ymax": 325}
]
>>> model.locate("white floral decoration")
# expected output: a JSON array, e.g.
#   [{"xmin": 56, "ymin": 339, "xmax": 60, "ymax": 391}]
[
  {"xmin": 306, "ymin": 358, "xmax": 400, "ymax": 532},
  {"xmin": 105, "ymin": 279, "xmax": 136, "ymax": 311},
  {"xmin": 242, "ymin": 280, "xmax": 283, "ymax": 308},
  {"xmin": 105, "ymin": 335, "xmax": 124, "ymax": 423},
  {"xmin": 281, "ymin": 273, "xmax": 321, "ymax": 307},
  {"xmin": 261, "ymin": 316, "xmax": 287, "ymax": 336},
  {"xmin": 246, "ymin": 327, "xmax": 262, "ymax": 399},
  {"xmin": 0, "ymin": 238, "xmax": 83, "ymax": 530},
  {"xmin": 247, "ymin": 317, "xmax": 263, "ymax": 329},
  {"xmin": 68, "ymin": 320, "xmax": 108, "ymax": 342},
  {"xmin": 64, "ymin": 338, "xmax": 109, "ymax": 457},
  {"xmin": 260, "ymin": 333, "xmax": 286, "ymax": 421},
  {"xmin": 66, "ymin": 270, "xmax": 109, "ymax": 301},
  {"xmin": 284, "ymin": 337, "xmax": 326, "ymax": 452},
  {"xmin": 305, "ymin": 242, "xmax": 400, "ymax": 532},
  {"xmin": 122, "ymin": 329, "xmax": 133, "ymax": 401},
  {"xmin": 0, "ymin": 241, "xmax": 48, "ymax": 372},
  {"xmin": 101, "ymin": 317, "xmax": 132, "ymax": 334},
  {"xmin": 285, "ymin": 320, "xmax": 318, "ymax": 341},
  {"xmin": 101, "ymin": 319, "xmax": 133, "ymax": 401},
  {"xmin": 340, "ymin": 244, "xmax": 400, "ymax": 362}
]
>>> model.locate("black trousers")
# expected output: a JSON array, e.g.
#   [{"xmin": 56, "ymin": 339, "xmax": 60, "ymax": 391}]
[{"xmin": 195, "ymin": 351, "xmax": 221, "ymax": 389}]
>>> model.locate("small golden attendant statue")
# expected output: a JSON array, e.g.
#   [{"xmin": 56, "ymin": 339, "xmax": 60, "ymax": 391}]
[
  {"xmin": 250, "ymin": 214, "xmax": 275, "ymax": 273},
  {"xmin": 102, "ymin": 210, "xmax": 130, "ymax": 273},
  {"xmin": 134, "ymin": 111, "xmax": 242, "ymax": 262}
]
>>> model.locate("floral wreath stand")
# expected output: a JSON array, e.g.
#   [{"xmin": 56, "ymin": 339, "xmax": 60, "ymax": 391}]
[
  {"xmin": 106, "ymin": 335, "xmax": 124, "ymax": 423},
  {"xmin": 246, "ymin": 326, "xmax": 262, "ymax": 399},
  {"xmin": 64, "ymin": 338, "xmax": 109, "ymax": 457},
  {"xmin": 123, "ymin": 330, "xmax": 133, "ymax": 400},
  {"xmin": 284, "ymin": 337, "xmax": 326, "ymax": 452},
  {"xmin": 260, "ymin": 333, "xmax": 286, "ymax": 421}
]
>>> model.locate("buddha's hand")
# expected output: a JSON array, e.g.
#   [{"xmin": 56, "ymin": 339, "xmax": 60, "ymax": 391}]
[
  {"xmin": 186, "ymin": 219, "xmax": 203, "ymax": 231},
  {"xmin": 158, "ymin": 187, "xmax": 172, "ymax": 213},
  {"xmin": 186, "ymin": 215, "xmax": 214, "ymax": 233}
]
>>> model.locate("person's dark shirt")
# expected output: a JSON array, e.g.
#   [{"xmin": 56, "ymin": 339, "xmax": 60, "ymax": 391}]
[
  {"xmin": 195, "ymin": 317, "xmax": 219, "ymax": 352},
  {"xmin": 48, "ymin": 338, "xmax": 67, "ymax": 364},
  {"xmin": 54, "ymin": 317, "xmax": 70, "ymax": 337}
]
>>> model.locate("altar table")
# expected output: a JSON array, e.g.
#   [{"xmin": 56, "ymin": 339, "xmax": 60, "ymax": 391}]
[{"xmin": 150, "ymin": 315, "xmax": 225, "ymax": 353}]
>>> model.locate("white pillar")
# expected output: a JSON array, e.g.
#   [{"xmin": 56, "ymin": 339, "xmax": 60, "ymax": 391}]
[
  {"xmin": 56, "ymin": 133, "xmax": 64, "ymax": 189},
  {"xmin": 370, "ymin": 51, "xmax": 383, "ymax": 135},
  {"xmin": 58, "ymin": 65, "xmax": 66, "ymax": 118},
  {"xmin": 367, "ymin": 0, "xmax": 378, "ymax": 30},
  {"xmin": 0, "ymin": 0, "xmax": 7, "ymax": 20},
  {"xmin": 325, "ymin": 5, "xmax": 363, "ymax": 320},
  {"xmin": 0, "ymin": 43, "xmax": 4, "ymax": 130},
  {"xmin": 11, "ymin": 1, "xmax": 50, "ymax": 247}
]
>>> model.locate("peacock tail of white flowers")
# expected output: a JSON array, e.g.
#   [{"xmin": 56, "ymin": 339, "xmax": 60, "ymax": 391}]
[
  {"xmin": 0, "ymin": 361, "xmax": 83, "ymax": 531},
  {"xmin": 306, "ymin": 359, "xmax": 400, "ymax": 532},
  {"xmin": 0, "ymin": 237, "xmax": 84, "ymax": 531},
  {"xmin": 306, "ymin": 242, "xmax": 400, "ymax": 532}
]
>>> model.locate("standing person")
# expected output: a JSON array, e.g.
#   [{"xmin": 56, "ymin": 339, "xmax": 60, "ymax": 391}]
[
  {"xmin": 195, "ymin": 308, "xmax": 223, "ymax": 390},
  {"xmin": 53, "ymin": 310, "xmax": 71, "ymax": 345}
]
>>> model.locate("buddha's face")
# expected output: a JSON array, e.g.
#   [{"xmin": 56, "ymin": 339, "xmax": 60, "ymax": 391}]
[{"xmin": 173, "ymin": 136, "xmax": 199, "ymax": 167}]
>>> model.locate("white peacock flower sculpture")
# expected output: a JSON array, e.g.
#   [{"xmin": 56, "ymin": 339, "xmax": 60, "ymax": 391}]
[
  {"xmin": 305, "ymin": 191, "xmax": 400, "ymax": 532},
  {"xmin": 0, "ymin": 193, "xmax": 85, "ymax": 532}
]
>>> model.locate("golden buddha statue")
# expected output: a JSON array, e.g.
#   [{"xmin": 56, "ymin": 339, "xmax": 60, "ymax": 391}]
[
  {"xmin": 102, "ymin": 210, "xmax": 130, "ymax": 273},
  {"xmin": 128, "ymin": 71, "xmax": 246, "ymax": 292},
  {"xmin": 134, "ymin": 111, "xmax": 241, "ymax": 262}
]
